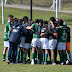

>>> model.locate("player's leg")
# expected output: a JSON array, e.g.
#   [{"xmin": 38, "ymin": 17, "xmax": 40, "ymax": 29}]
[
  {"xmin": 58, "ymin": 50, "xmax": 64, "ymax": 65},
  {"xmin": 3, "ymin": 41, "xmax": 9, "ymax": 61},
  {"xmin": 6, "ymin": 42, "xmax": 13, "ymax": 64},
  {"xmin": 37, "ymin": 38, "xmax": 41, "ymax": 64},
  {"xmin": 62, "ymin": 43, "xmax": 69, "ymax": 64},
  {"xmin": 23, "ymin": 43, "xmax": 30, "ymax": 64},
  {"xmin": 49, "ymin": 39, "xmax": 57, "ymax": 65},
  {"xmin": 27, "ymin": 48, "xmax": 30, "ymax": 61},
  {"xmin": 41, "ymin": 49, "xmax": 44, "ymax": 64},
  {"xmin": 12, "ymin": 43, "xmax": 18, "ymax": 64},
  {"xmin": 66, "ymin": 42, "xmax": 72, "ymax": 64},
  {"xmin": 31, "ymin": 38, "xmax": 37, "ymax": 64},
  {"xmin": 44, "ymin": 49, "xmax": 48, "ymax": 65},
  {"xmin": 57, "ymin": 42, "xmax": 64, "ymax": 65}
]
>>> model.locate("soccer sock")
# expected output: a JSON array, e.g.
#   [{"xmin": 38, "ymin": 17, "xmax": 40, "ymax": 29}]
[
  {"xmin": 35, "ymin": 50, "xmax": 37, "ymax": 60},
  {"xmin": 20, "ymin": 50, "xmax": 22, "ymax": 62},
  {"xmin": 23, "ymin": 52, "xmax": 26, "ymax": 62},
  {"xmin": 3, "ymin": 54, "xmax": 6, "ymax": 59},
  {"xmin": 52, "ymin": 59, "xmax": 55, "ymax": 63},
  {"xmin": 10, "ymin": 51, "xmax": 13, "ymax": 61},
  {"xmin": 41, "ymin": 54, "xmax": 43, "ymax": 62},
  {"xmin": 60, "ymin": 54, "xmax": 64, "ymax": 63},
  {"xmin": 32, "ymin": 53, "xmax": 35, "ymax": 62},
  {"xmin": 45, "ymin": 54, "xmax": 48, "ymax": 62},
  {"xmin": 63, "ymin": 53, "xmax": 67, "ymax": 61},
  {"xmin": 69, "ymin": 53, "xmax": 72, "ymax": 63},
  {"xmin": 17, "ymin": 50, "xmax": 20, "ymax": 60},
  {"xmin": 28, "ymin": 49, "xmax": 30, "ymax": 59}
]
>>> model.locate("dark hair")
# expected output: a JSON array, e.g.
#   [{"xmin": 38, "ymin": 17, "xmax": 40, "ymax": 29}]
[
  {"xmin": 50, "ymin": 17, "xmax": 56, "ymax": 23},
  {"xmin": 23, "ymin": 16, "xmax": 29, "ymax": 23},
  {"xmin": 39, "ymin": 19, "xmax": 43, "ymax": 26},
  {"xmin": 8, "ymin": 15, "xmax": 14, "ymax": 18},
  {"xmin": 58, "ymin": 19, "xmax": 63, "ymax": 26},
  {"xmin": 35, "ymin": 19, "xmax": 40, "ymax": 24},
  {"xmin": 18, "ymin": 19, "xmax": 23, "ymax": 24},
  {"xmin": 14, "ymin": 18, "xmax": 19, "ymax": 22},
  {"xmin": 43, "ymin": 21, "xmax": 48, "ymax": 25}
]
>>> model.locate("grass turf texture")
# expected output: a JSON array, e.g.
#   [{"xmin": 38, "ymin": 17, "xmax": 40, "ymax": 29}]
[{"xmin": 0, "ymin": 7, "xmax": 72, "ymax": 72}]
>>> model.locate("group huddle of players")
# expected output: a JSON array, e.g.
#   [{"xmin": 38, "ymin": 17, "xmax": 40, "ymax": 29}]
[{"xmin": 3, "ymin": 15, "xmax": 72, "ymax": 65}]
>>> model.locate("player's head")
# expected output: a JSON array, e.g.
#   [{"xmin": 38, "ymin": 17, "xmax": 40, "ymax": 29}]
[
  {"xmin": 50, "ymin": 17, "xmax": 56, "ymax": 24},
  {"xmin": 18, "ymin": 19, "xmax": 23, "ymax": 24},
  {"xmin": 58, "ymin": 19, "xmax": 63, "ymax": 26},
  {"xmin": 23, "ymin": 16, "xmax": 29, "ymax": 23},
  {"xmin": 43, "ymin": 21, "xmax": 48, "ymax": 25},
  {"xmin": 8, "ymin": 15, "xmax": 14, "ymax": 22},
  {"xmin": 39, "ymin": 19, "xmax": 43, "ymax": 27},
  {"xmin": 35, "ymin": 19, "xmax": 40, "ymax": 24}
]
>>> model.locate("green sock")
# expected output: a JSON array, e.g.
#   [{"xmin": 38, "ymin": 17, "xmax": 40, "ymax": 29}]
[
  {"xmin": 52, "ymin": 59, "xmax": 55, "ymax": 63},
  {"xmin": 23, "ymin": 52, "xmax": 26, "ymax": 62},
  {"xmin": 20, "ymin": 50, "xmax": 22, "ymax": 62},
  {"xmin": 17, "ymin": 51, "xmax": 20, "ymax": 60},
  {"xmin": 32, "ymin": 53, "xmax": 35, "ymax": 59},
  {"xmin": 60, "ymin": 54, "xmax": 64, "ymax": 63},
  {"xmin": 45, "ymin": 54, "xmax": 48, "ymax": 62},
  {"xmin": 3, "ymin": 54, "xmax": 6, "ymax": 59},
  {"xmin": 63, "ymin": 53, "xmax": 67, "ymax": 61},
  {"xmin": 10, "ymin": 51, "xmax": 13, "ymax": 61},
  {"xmin": 41, "ymin": 54, "xmax": 43, "ymax": 62},
  {"xmin": 35, "ymin": 51, "xmax": 37, "ymax": 58}
]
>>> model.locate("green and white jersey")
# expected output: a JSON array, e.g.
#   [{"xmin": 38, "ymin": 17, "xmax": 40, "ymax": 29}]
[
  {"xmin": 31, "ymin": 23, "xmax": 40, "ymax": 38},
  {"xmin": 57, "ymin": 26, "xmax": 66, "ymax": 42},
  {"xmin": 4, "ymin": 22, "xmax": 11, "ymax": 41}
]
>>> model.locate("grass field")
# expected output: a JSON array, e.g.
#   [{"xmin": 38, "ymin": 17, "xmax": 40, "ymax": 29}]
[{"xmin": 0, "ymin": 7, "xmax": 72, "ymax": 72}]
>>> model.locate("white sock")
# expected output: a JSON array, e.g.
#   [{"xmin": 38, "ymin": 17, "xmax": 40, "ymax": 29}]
[
  {"xmin": 32, "ymin": 59, "xmax": 34, "ymax": 63},
  {"xmin": 35, "ymin": 58, "xmax": 37, "ymax": 60}
]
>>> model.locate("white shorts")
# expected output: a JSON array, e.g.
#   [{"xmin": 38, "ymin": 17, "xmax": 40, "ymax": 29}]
[
  {"xmin": 49, "ymin": 39, "xmax": 57, "ymax": 50},
  {"xmin": 40, "ymin": 38, "xmax": 49, "ymax": 49},
  {"xmin": 4, "ymin": 41, "xmax": 9, "ymax": 47},
  {"xmin": 57, "ymin": 42, "xmax": 66, "ymax": 50},
  {"xmin": 31, "ymin": 38, "xmax": 40, "ymax": 48},
  {"xmin": 23, "ymin": 43, "xmax": 30, "ymax": 49},
  {"xmin": 20, "ymin": 37, "xmax": 25, "ymax": 47}
]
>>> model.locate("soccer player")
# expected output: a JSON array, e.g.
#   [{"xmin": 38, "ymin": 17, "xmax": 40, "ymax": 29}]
[
  {"xmin": 3, "ymin": 15, "xmax": 14, "ymax": 61},
  {"xmin": 48, "ymin": 17, "xmax": 58, "ymax": 65},
  {"xmin": 27, "ymin": 19, "xmax": 41, "ymax": 65},
  {"xmin": 5, "ymin": 19, "xmax": 30, "ymax": 64},
  {"xmin": 22, "ymin": 20, "xmax": 33, "ymax": 64},
  {"xmin": 63, "ymin": 22, "xmax": 72, "ymax": 64},
  {"xmin": 57, "ymin": 19, "xmax": 68, "ymax": 65}
]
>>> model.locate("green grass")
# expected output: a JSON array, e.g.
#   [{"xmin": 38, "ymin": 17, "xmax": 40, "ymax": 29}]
[{"xmin": 0, "ymin": 7, "xmax": 72, "ymax": 72}]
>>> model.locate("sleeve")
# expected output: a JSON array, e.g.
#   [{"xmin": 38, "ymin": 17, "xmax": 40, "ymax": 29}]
[
  {"xmin": 48, "ymin": 24, "xmax": 54, "ymax": 35},
  {"xmin": 31, "ymin": 23, "xmax": 35, "ymax": 28},
  {"xmin": 8, "ymin": 24, "xmax": 11, "ymax": 38}
]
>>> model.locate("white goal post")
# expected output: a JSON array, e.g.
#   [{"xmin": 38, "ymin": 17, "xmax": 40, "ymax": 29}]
[{"xmin": 2, "ymin": 0, "xmax": 4, "ymax": 24}]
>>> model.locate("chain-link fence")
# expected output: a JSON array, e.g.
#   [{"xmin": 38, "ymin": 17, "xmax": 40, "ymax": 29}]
[{"xmin": 0, "ymin": 0, "xmax": 72, "ymax": 11}]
